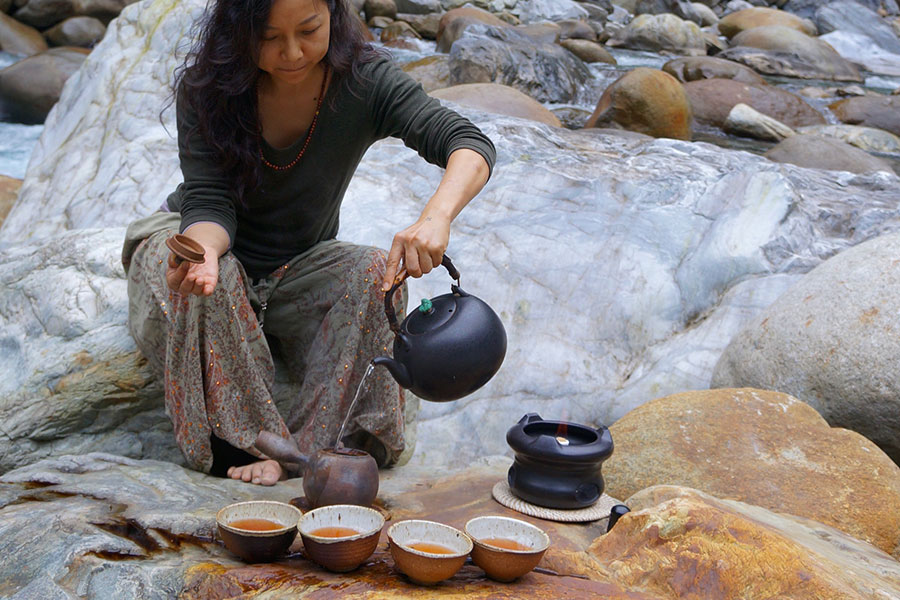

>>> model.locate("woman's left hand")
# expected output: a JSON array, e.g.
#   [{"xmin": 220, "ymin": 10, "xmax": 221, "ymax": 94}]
[{"xmin": 382, "ymin": 214, "xmax": 451, "ymax": 290}]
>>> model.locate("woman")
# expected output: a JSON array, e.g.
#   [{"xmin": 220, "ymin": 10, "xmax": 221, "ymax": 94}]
[{"xmin": 122, "ymin": 0, "xmax": 495, "ymax": 485}]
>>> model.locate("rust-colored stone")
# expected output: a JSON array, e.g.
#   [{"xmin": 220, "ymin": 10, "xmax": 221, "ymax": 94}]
[
  {"xmin": 0, "ymin": 175, "xmax": 22, "ymax": 228},
  {"xmin": 604, "ymin": 388, "xmax": 900, "ymax": 558},
  {"xmin": 589, "ymin": 486, "xmax": 900, "ymax": 599}
]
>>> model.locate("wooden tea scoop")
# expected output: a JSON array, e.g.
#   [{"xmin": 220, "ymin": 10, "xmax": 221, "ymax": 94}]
[{"xmin": 165, "ymin": 234, "xmax": 206, "ymax": 264}]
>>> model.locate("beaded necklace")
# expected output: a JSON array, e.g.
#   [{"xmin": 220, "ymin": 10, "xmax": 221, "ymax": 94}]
[{"xmin": 259, "ymin": 64, "xmax": 330, "ymax": 171}]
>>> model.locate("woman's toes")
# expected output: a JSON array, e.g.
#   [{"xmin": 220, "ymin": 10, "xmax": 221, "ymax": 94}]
[{"xmin": 259, "ymin": 461, "xmax": 282, "ymax": 486}]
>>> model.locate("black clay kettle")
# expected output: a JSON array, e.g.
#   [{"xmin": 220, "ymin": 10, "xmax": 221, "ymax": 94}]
[{"xmin": 373, "ymin": 255, "xmax": 507, "ymax": 402}]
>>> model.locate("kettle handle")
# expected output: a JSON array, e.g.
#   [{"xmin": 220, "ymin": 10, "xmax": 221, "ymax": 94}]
[{"xmin": 384, "ymin": 254, "xmax": 460, "ymax": 334}]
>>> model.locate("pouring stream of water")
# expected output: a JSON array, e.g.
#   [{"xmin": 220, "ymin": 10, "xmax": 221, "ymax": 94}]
[{"xmin": 334, "ymin": 362, "xmax": 375, "ymax": 450}]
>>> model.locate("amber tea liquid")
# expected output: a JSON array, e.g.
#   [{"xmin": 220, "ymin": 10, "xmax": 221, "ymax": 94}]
[
  {"xmin": 407, "ymin": 541, "xmax": 454, "ymax": 554},
  {"xmin": 481, "ymin": 538, "xmax": 531, "ymax": 551},
  {"xmin": 228, "ymin": 518, "xmax": 284, "ymax": 531},
  {"xmin": 310, "ymin": 526, "xmax": 359, "ymax": 538}
]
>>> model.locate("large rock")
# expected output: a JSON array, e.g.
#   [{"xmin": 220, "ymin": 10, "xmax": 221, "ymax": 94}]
[
  {"xmin": 585, "ymin": 67, "xmax": 692, "ymax": 139},
  {"xmin": 764, "ymin": 133, "xmax": 897, "ymax": 174},
  {"xmin": 510, "ymin": 0, "xmax": 590, "ymax": 23},
  {"xmin": 829, "ymin": 94, "xmax": 900, "ymax": 136},
  {"xmin": 662, "ymin": 55, "xmax": 767, "ymax": 85},
  {"xmin": 783, "ymin": 0, "xmax": 899, "ymax": 18},
  {"xmin": 559, "ymin": 38, "xmax": 617, "ymax": 64},
  {"xmin": 3, "ymin": 0, "xmax": 900, "ymax": 472},
  {"xmin": 43, "ymin": 16, "xmax": 106, "ymax": 48},
  {"xmin": 635, "ymin": 0, "xmax": 710, "ymax": 24},
  {"xmin": 819, "ymin": 29, "xmax": 900, "ymax": 77},
  {"xmin": 430, "ymin": 82, "xmax": 563, "ymax": 127},
  {"xmin": 718, "ymin": 6, "xmax": 817, "ymax": 38},
  {"xmin": 14, "ymin": 0, "xmax": 137, "ymax": 28},
  {"xmin": 436, "ymin": 5, "xmax": 509, "ymax": 52},
  {"xmin": 447, "ymin": 24, "xmax": 591, "ymax": 103},
  {"xmin": 0, "ymin": 12, "xmax": 48, "ymax": 56},
  {"xmin": 402, "ymin": 54, "xmax": 451, "ymax": 91},
  {"xmin": 0, "ymin": 453, "xmax": 656, "ymax": 599},
  {"xmin": 0, "ymin": 175, "xmax": 21, "ymax": 228},
  {"xmin": 683, "ymin": 77, "xmax": 825, "ymax": 128},
  {"xmin": 0, "ymin": 47, "xmax": 88, "ymax": 124},
  {"xmin": 606, "ymin": 13, "xmax": 707, "ymax": 55},
  {"xmin": 816, "ymin": 0, "xmax": 900, "ymax": 55},
  {"xmin": 603, "ymin": 388, "xmax": 900, "ymax": 557},
  {"xmin": 798, "ymin": 123, "xmax": 900, "ymax": 154},
  {"xmin": 719, "ymin": 25, "xmax": 864, "ymax": 82},
  {"xmin": 723, "ymin": 101, "xmax": 795, "ymax": 141},
  {"xmin": 712, "ymin": 234, "xmax": 900, "ymax": 468},
  {"xmin": 590, "ymin": 486, "xmax": 900, "ymax": 598}
]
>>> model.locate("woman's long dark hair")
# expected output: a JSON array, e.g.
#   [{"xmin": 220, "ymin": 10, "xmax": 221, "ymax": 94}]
[{"xmin": 173, "ymin": 0, "xmax": 378, "ymax": 201}]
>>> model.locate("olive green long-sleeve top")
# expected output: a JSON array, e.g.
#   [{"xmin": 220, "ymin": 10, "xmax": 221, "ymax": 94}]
[{"xmin": 166, "ymin": 56, "xmax": 496, "ymax": 279}]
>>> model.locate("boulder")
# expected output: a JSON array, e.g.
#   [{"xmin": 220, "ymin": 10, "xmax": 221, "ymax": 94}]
[
  {"xmin": 819, "ymin": 29, "xmax": 900, "ymax": 77},
  {"xmin": 0, "ymin": 12, "xmax": 48, "ymax": 56},
  {"xmin": 394, "ymin": 0, "xmax": 441, "ymax": 14},
  {"xmin": 718, "ymin": 6, "xmax": 817, "ymax": 38},
  {"xmin": 606, "ymin": 13, "xmax": 707, "ymax": 55},
  {"xmin": 585, "ymin": 67, "xmax": 692, "ymax": 139},
  {"xmin": 763, "ymin": 133, "xmax": 896, "ymax": 174},
  {"xmin": 436, "ymin": 5, "xmax": 509, "ymax": 52},
  {"xmin": 380, "ymin": 19, "xmax": 421, "ymax": 42},
  {"xmin": 635, "ymin": 0, "xmax": 708, "ymax": 24},
  {"xmin": 683, "ymin": 78, "xmax": 825, "ymax": 128},
  {"xmin": 690, "ymin": 2, "xmax": 718, "ymax": 25},
  {"xmin": 783, "ymin": 0, "xmax": 899, "ymax": 18},
  {"xmin": 0, "ymin": 175, "xmax": 21, "ymax": 228},
  {"xmin": 662, "ymin": 55, "xmax": 767, "ymax": 84},
  {"xmin": 798, "ymin": 123, "xmax": 900, "ymax": 154},
  {"xmin": 591, "ymin": 486, "xmax": 900, "ymax": 597},
  {"xmin": 829, "ymin": 95, "xmax": 900, "ymax": 136},
  {"xmin": 560, "ymin": 38, "xmax": 617, "ymax": 63},
  {"xmin": 43, "ymin": 16, "xmax": 106, "ymax": 48},
  {"xmin": 395, "ymin": 12, "xmax": 442, "ymax": 39},
  {"xmin": 718, "ymin": 25, "xmax": 863, "ymax": 82},
  {"xmin": 447, "ymin": 24, "xmax": 591, "ymax": 103},
  {"xmin": 401, "ymin": 54, "xmax": 451, "ymax": 91},
  {"xmin": 514, "ymin": 21, "xmax": 562, "ymax": 44},
  {"xmin": 723, "ymin": 102, "xmax": 795, "ymax": 141},
  {"xmin": 603, "ymin": 388, "xmax": 900, "ymax": 557},
  {"xmin": 712, "ymin": 234, "xmax": 900, "ymax": 468},
  {"xmin": 430, "ymin": 82, "xmax": 562, "ymax": 127},
  {"xmin": 815, "ymin": 0, "xmax": 900, "ymax": 55},
  {"xmin": 364, "ymin": 0, "xmax": 397, "ymax": 21},
  {"xmin": 557, "ymin": 18, "xmax": 597, "ymax": 40},
  {"xmin": 510, "ymin": 0, "xmax": 590, "ymax": 23},
  {"xmin": 14, "ymin": 0, "xmax": 76, "ymax": 28},
  {"xmin": 0, "ymin": 46, "xmax": 88, "ymax": 124}
]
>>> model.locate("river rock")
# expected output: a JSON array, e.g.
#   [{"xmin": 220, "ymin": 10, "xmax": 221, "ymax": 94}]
[
  {"xmin": 557, "ymin": 18, "xmax": 597, "ymax": 40},
  {"xmin": 820, "ymin": 29, "xmax": 900, "ymax": 77},
  {"xmin": 603, "ymin": 388, "xmax": 900, "ymax": 557},
  {"xmin": 4, "ymin": 0, "xmax": 900, "ymax": 472},
  {"xmin": 799, "ymin": 123, "xmax": 900, "ymax": 154},
  {"xmin": 606, "ymin": 13, "xmax": 707, "ymax": 55},
  {"xmin": 723, "ymin": 101, "xmax": 795, "ymax": 140},
  {"xmin": 394, "ymin": 0, "xmax": 441, "ymax": 14},
  {"xmin": 764, "ymin": 133, "xmax": 896, "ymax": 174},
  {"xmin": 0, "ymin": 46, "xmax": 88, "ymax": 124},
  {"xmin": 585, "ymin": 67, "xmax": 692, "ymax": 139},
  {"xmin": 511, "ymin": 0, "xmax": 590, "ymax": 23},
  {"xmin": 395, "ymin": 12, "xmax": 442, "ymax": 38},
  {"xmin": 829, "ymin": 94, "xmax": 900, "ymax": 136},
  {"xmin": 14, "ymin": 0, "xmax": 76, "ymax": 28},
  {"xmin": 718, "ymin": 6, "xmax": 817, "ymax": 37},
  {"xmin": 447, "ymin": 24, "xmax": 591, "ymax": 103},
  {"xmin": 381, "ymin": 19, "xmax": 421, "ymax": 41},
  {"xmin": 591, "ymin": 486, "xmax": 900, "ymax": 597},
  {"xmin": 402, "ymin": 54, "xmax": 451, "ymax": 90},
  {"xmin": 431, "ymin": 82, "xmax": 563, "ymax": 126},
  {"xmin": 0, "ymin": 12, "xmax": 48, "ymax": 56},
  {"xmin": 560, "ymin": 38, "xmax": 617, "ymax": 63},
  {"xmin": 0, "ymin": 175, "xmax": 21, "ymax": 228},
  {"xmin": 0, "ymin": 453, "xmax": 658, "ymax": 599},
  {"xmin": 515, "ymin": 21, "xmax": 561, "ymax": 44},
  {"xmin": 635, "ymin": 0, "xmax": 708, "ymax": 24},
  {"xmin": 436, "ymin": 5, "xmax": 509, "ymax": 52},
  {"xmin": 365, "ymin": 0, "xmax": 397, "ymax": 21},
  {"xmin": 43, "ymin": 16, "xmax": 106, "ymax": 48},
  {"xmin": 683, "ymin": 78, "xmax": 825, "ymax": 128},
  {"xmin": 712, "ymin": 233, "xmax": 900, "ymax": 467},
  {"xmin": 662, "ymin": 55, "xmax": 766, "ymax": 84},
  {"xmin": 816, "ymin": 0, "xmax": 900, "ymax": 55},
  {"xmin": 719, "ymin": 26, "xmax": 864, "ymax": 82},
  {"xmin": 784, "ymin": 0, "xmax": 899, "ymax": 18}
]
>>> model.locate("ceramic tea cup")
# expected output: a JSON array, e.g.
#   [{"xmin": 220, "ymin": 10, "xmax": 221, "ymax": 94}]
[
  {"xmin": 298, "ymin": 504, "xmax": 384, "ymax": 572},
  {"xmin": 387, "ymin": 519, "xmax": 473, "ymax": 585},
  {"xmin": 465, "ymin": 515, "xmax": 550, "ymax": 582},
  {"xmin": 216, "ymin": 500, "xmax": 302, "ymax": 562}
]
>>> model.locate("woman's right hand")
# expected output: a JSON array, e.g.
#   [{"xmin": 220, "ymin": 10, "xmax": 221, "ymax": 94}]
[{"xmin": 166, "ymin": 246, "xmax": 219, "ymax": 296}]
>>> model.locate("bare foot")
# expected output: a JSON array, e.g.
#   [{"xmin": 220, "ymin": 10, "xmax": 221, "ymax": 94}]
[{"xmin": 226, "ymin": 459, "xmax": 285, "ymax": 486}]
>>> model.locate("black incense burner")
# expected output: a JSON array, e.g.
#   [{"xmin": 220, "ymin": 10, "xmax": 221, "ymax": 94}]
[{"xmin": 506, "ymin": 413, "xmax": 614, "ymax": 510}]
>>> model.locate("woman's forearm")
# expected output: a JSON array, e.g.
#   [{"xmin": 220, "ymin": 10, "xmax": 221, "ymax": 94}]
[
  {"xmin": 420, "ymin": 148, "xmax": 491, "ymax": 224},
  {"xmin": 182, "ymin": 221, "xmax": 231, "ymax": 258}
]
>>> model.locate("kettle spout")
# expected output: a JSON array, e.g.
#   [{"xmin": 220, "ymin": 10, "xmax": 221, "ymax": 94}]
[
  {"xmin": 254, "ymin": 430, "xmax": 309, "ymax": 477},
  {"xmin": 372, "ymin": 356, "xmax": 412, "ymax": 389}
]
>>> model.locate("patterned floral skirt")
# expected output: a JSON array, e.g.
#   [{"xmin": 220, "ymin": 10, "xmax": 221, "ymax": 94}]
[{"xmin": 123, "ymin": 212, "xmax": 412, "ymax": 474}]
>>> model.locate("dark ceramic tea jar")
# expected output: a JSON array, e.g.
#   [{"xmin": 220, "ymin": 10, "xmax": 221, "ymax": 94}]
[{"xmin": 506, "ymin": 413, "xmax": 613, "ymax": 510}]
